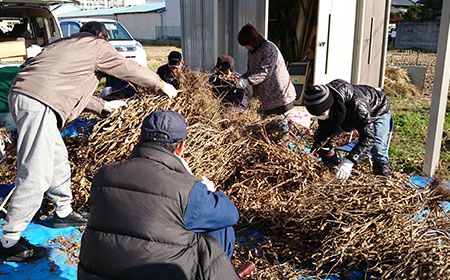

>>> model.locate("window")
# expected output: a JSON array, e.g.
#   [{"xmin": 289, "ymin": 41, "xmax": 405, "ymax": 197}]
[{"xmin": 102, "ymin": 22, "xmax": 132, "ymax": 40}]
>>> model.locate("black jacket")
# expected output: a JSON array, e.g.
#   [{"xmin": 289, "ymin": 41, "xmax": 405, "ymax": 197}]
[
  {"xmin": 314, "ymin": 79, "xmax": 390, "ymax": 164},
  {"xmin": 156, "ymin": 64, "xmax": 180, "ymax": 89},
  {"xmin": 78, "ymin": 143, "xmax": 239, "ymax": 280}
]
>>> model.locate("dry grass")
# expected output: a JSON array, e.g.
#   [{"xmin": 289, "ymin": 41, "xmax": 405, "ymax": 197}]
[
  {"xmin": 144, "ymin": 45, "xmax": 182, "ymax": 72},
  {"xmin": 384, "ymin": 66, "xmax": 420, "ymax": 97}
]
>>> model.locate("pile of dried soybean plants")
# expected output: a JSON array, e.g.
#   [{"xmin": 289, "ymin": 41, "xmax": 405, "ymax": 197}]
[{"xmin": 1, "ymin": 70, "xmax": 449, "ymax": 279}]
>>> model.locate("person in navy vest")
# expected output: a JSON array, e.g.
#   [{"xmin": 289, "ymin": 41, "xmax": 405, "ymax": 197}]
[{"xmin": 78, "ymin": 110, "xmax": 240, "ymax": 280}]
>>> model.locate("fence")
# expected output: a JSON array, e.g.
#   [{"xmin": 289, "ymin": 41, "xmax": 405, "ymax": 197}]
[{"xmin": 155, "ymin": 26, "xmax": 181, "ymax": 40}]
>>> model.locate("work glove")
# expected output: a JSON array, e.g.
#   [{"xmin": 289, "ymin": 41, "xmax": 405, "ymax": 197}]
[
  {"xmin": 335, "ymin": 159, "xmax": 354, "ymax": 180},
  {"xmin": 103, "ymin": 100, "xmax": 127, "ymax": 113},
  {"xmin": 236, "ymin": 78, "xmax": 249, "ymax": 89},
  {"xmin": 160, "ymin": 80, "xmax": 177, "ymax": 98},
  {"xmin": 201, "ymin": 176, "xmax": 216, "ymax": 192}
]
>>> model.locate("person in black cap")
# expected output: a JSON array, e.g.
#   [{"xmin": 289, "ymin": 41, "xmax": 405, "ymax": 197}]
[
  {"xmin": 78, "ymin": 110, "xmax": 241, "ymax": 280},
  {"xmin": 156, "ymin": 51, "xmax": 184, "ymax": 89},
  {"xmin": 208, "ymin": 55, "xmax": 247, "ymax": 108},
  {"xmin": 304, "ymin": 79, "xmax": 391, "ymax": 180}
]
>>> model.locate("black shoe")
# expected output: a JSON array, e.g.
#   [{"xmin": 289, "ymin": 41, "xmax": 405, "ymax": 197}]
[
  {"xmin": 0, "ymin": 237, "xmax": 47, "ymax": 262},
  {"xmin": 52, "ymin": 211, "xmax": 87, "ymax": 228},
  {"xmin": 373, "ymin": 161, "xmax": 391, "ymax": 177}
]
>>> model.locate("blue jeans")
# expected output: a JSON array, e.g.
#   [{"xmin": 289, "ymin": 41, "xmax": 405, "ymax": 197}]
[
  {"xmin": 371, "ymin": 111, "xmax": 391, "ymax": 164},
  {"xmin": 206, "ymin": 226, "xmax": 235, "ymax": 260}
]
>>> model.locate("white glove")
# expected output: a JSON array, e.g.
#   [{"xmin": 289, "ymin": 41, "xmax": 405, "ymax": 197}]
[
  {"xmin": 160, "ymin": 81, "xmax": 177, "ymax": 98},
  {"xmin": 201, "ymin": 176, "xmax": 216, "ymax": 192},
  {"xmin": 236, "ymin": 78, "xmax": 249, "ymax": 89},
  {"xmin": 335, "ymin": 159, "xmax": 354, "ymax": 180},
  {"xmin": 103, "ymin": 100, "xmax": 127, "ymax": 113}
]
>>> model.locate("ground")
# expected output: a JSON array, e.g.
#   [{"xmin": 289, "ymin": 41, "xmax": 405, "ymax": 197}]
[{"xmin": 144, "ymin": 45, "xmax": 182, "ymax": 73}]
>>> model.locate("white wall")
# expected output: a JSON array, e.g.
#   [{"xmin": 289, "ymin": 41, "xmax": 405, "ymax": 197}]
[
  {"xmin": 162, "ymin": 0, "xmax": 181, "ymax": 26},
  {"xmin": 117, "ymin": 13, "xmax": 161, "ymax": 40}
]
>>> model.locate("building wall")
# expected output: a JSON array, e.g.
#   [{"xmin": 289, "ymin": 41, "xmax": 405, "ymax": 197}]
[
  {"xmin": 163, "ymin": 0, "xmax": 181, "ymax": 26},
  {"xmin": 116, "ymin": 13, "xmax": 161, "ymax": 41},
  {"xmin": 395, "ymin": 20, "xmax": 440, "ymax": 51}
]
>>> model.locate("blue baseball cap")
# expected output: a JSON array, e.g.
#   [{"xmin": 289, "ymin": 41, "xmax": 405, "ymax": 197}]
[{"xmin": 140, "ymin": 110, "xmax": 187, "ymax": 143}]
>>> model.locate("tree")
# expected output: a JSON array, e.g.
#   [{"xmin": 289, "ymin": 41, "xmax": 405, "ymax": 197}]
[
  {"xmin": 419, "ymin": 0, "xmax": 443, "ymax": 20},
  {"xmin": 402, "ymin": 4, "xmax": 421, "ymax": 20}
]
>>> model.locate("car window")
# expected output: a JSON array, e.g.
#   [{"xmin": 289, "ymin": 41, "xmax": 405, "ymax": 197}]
[
  {"xmin": 46, "ymin": 17, "xmax": 59, "ymax": 42},
  {"xmin": 0, "ymin": 18, "xmax": 34, "ymax": 39},
  {"xmin": 60, "ymin": 22, "xmax": 81, "ymax": 37},
  {"xmin": 102, "ymin": 22, "xmax": 132, "ymax": 41},
  {"xmin": 60, "ymin": 22, "xmax": 69, "ymax": 37}
]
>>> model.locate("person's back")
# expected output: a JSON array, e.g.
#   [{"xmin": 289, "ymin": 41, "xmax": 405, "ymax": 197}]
[
  {"xmin": 79, "ymin": 112, "xmax": 240, "ymax": 280},
  {"xmin": 11, "ymin": 32, "xmax": 160, "ymax": 127}
]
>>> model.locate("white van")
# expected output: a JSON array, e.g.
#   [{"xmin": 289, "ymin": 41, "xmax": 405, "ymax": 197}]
[
  {"xmin": 59, "ymin": 18, "xmax": 148, "ymax": 67},
  {"xmin": 0, "ymin": 0, "xmax": 75, "ymax": 66}
]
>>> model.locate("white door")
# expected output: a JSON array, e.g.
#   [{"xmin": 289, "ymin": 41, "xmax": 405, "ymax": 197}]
[{"xmin": 314, "ymin": 0, "xmax": 357, "ymax": 84}]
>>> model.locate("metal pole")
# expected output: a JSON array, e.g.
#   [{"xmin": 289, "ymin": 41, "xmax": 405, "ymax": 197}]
[{"xmin": 423, "ymin": 0, "xmax": 450, "ymax": 177}]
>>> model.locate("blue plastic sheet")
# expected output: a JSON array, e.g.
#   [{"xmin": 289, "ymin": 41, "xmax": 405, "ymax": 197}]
[
  {"xmin": 60, "ymin": 117, "xmax": 97, "ymax": 138},
  {"xmin": 0, "ymin": 217, "xmax": 82, "ymax": 280}
]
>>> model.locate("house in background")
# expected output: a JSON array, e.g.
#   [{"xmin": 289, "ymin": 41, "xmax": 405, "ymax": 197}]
[
  {"xmin": 57, "ymin": 0, "xmax": 181, "ymax": 42},
  {"xmin": 390, "ymin": 0, "xmax": 419, "ymax": 14},
  {"xmin": 180, "ymin": 0, "xmax": 391, "ymax": 93}
]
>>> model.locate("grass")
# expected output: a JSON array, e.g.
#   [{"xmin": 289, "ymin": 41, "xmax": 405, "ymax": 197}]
[
  {"xmin": 389, "ymin": 94, "xmax": 450, "ymax": 179},
  {"xmin": 143, "ymin": 45, "xmax": 182, "ymax": 72}
]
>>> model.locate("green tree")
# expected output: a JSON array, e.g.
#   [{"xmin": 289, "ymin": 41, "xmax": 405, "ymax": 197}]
[
  {"xmin": 403, "ymin": 4, "xmax": 421, "ymax": 20},
  {"xmin": 419, "ymin": 0, "xmax": 443, "ymax": 20}
]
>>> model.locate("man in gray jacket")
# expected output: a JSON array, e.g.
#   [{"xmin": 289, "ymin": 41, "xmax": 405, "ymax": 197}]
[{"xmin": 0, "ymin": 21, "xmax": 177, "ymax": 262}]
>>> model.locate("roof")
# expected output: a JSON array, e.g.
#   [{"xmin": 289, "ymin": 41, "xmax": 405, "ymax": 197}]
[
  {"xmin": 391, "ymin": 0, "xmax": 418, "ymax": 7},
  {"xmin": 58, "ymin": 2, "xmax": 165, "ymax": 18},
  {"xmin": 59, "ymin": 17, "xmax": 117, "ymax": 22}
]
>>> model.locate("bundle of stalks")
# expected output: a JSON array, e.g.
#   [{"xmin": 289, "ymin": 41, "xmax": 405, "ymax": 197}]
[
  {"xmin": 0, "ymin": 70, "xmax": 449, "ymax": 279},
  {"xmin": 384, "ymin": 66, "xmax": 420, "ymax": 97}
]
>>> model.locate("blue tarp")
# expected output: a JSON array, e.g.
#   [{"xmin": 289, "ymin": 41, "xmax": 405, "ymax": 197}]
[{"xmin": 0, "ymin": 176, "xmax": 448, "ymax": 279}]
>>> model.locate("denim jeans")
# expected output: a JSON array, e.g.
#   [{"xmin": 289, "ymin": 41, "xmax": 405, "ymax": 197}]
[{"xmin": 371, "ymin": 111, "xmax": 391, "ymax": 164}]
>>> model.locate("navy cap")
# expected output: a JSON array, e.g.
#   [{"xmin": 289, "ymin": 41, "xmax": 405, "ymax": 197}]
[{"xmin": 141, "ymin": 110, "xmax": 187, "ymax": 143}]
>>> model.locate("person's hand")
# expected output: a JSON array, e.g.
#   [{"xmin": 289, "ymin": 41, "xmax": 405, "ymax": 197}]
[
  {"xmin": 201, "ymin": 176, "xmax": 216, "ymax": 192},
  {"xmin": 236, "ymin": 78, "xmax": 249, "ymax": 89},
  {"xmin": 335, "ymin": 159, "xmax": 354, "ymax": 180},
  {"xmin": 103, "ymin": 100, "xmax": 127, "ymax": 113},
  {"xmin": 160, "ymin": 81, "xmax": 177, "ymax": 98}
]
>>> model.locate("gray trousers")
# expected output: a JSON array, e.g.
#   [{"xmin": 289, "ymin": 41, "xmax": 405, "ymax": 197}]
[{"xmin": 2, "ymin": 92, "xmax": 73, "ymax": 238}]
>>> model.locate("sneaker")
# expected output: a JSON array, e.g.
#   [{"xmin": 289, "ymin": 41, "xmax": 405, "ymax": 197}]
[
  {"xmin": 52, "ymin": 211, "xmax": 87, "ymax": 228},
  {"xmin": 373, "ymin": 161, "xmax": 391, "ymax": 178},
  {"xmin": 0, "ymin": 237, "xmax": 47, "ymax": 262}
]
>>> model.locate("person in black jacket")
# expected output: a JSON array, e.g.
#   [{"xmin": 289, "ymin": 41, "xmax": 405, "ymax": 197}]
[
  {"xmin": 78, "ymin": 110, "xmax": 240, "ymax": 280},
  {"xmin": 156, "ymin": 51, "xmax": 184, "ymax": 89},
  {"xmin": 208, "ymin": 55, "xmax": 247, "ymax": 108},
  {"xmin": 304, "ymin": 79, "xmax": 391, "ymax": 180}
]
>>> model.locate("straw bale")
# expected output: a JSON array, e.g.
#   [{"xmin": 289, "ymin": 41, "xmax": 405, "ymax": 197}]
[{"xmin": 384, "ymin": 66, "xmax": 420, "ymax": 97}]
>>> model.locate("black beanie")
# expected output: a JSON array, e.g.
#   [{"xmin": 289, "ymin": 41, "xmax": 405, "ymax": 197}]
[{"xmin": 304, "ymin": 84, "xmax": 334, "ymax": 116}]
